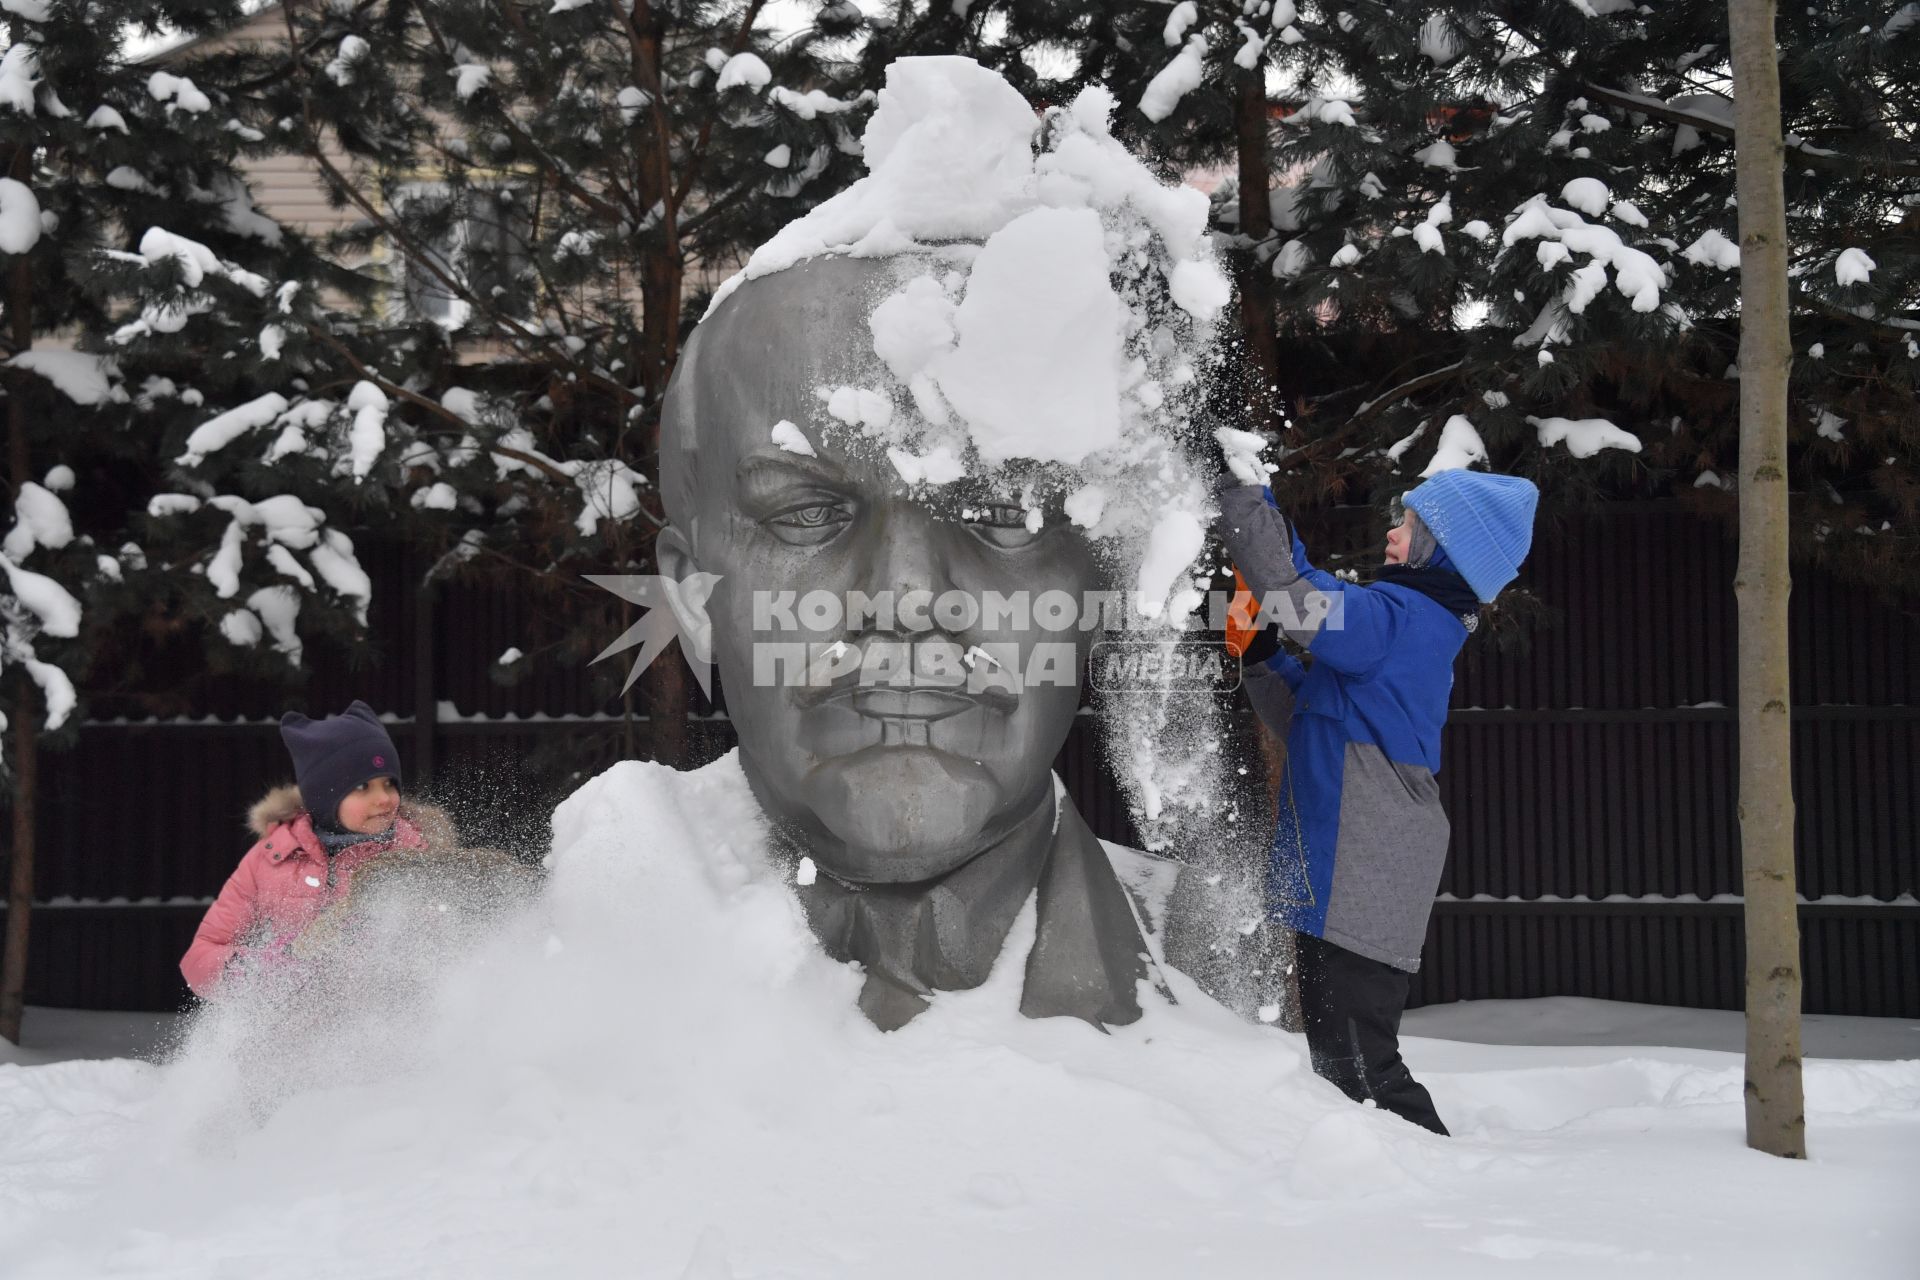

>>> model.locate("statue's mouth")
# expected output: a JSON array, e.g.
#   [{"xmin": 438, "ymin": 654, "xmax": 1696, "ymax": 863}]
[
  {"xmin": 804, "ymin": 680, "xmax": 1019, "ymax": 751},
  {"xmin": 845, "ymin": 687, "xmax": 981, "ymax": 721},
  {"xmin": 792, "ymin": 639, "xmax": 1024, "ymax": 715}
]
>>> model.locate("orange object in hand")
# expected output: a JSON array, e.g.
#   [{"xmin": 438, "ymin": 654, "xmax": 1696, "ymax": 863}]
[{"xmin": 1223, "ymin": 569, "xmax": 1261, "ymax": 658}]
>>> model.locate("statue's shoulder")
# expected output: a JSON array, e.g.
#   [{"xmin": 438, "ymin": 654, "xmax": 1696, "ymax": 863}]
[{"xmin": 1097, "ymin": 839, "xmax": 1186, "ymax": 937}]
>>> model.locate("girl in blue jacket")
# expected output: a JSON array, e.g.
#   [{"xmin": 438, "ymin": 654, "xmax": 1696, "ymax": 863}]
[{"xmin": 1216, "ymin": 468, "xmax": 1538, "ymax": 1135}]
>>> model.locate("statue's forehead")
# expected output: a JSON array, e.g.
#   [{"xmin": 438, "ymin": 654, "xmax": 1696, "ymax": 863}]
[
  {"xmin": 696, "ymin": 256, "xmax": 909, "ymax": 382},
  {"xmin": 684, "ymin": 258, "xmax": 926, "ymax": 478}
]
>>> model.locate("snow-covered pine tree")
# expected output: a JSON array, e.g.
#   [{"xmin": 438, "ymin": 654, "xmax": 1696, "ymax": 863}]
[
  {"xmin": 1114, "ymin": 0, "xmax": 1917, "ymax": 591},
  {"xmin": 0, "ymin": 1, "xmax": 376, "ymax": 1043},
  {"xmin": 146, "ymin": 0, "xmax": 894, "ymax": 762}
]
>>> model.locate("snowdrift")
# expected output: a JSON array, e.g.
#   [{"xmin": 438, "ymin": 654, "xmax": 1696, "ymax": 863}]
[{"xmin": 0, "ymin": 754, "xmax": 1916, "ymax": 1277}]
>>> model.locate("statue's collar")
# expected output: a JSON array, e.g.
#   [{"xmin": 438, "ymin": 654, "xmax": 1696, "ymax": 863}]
[{"xmin": 789, "ymin": 778, "xmax": 1159, "ymax": 1031}]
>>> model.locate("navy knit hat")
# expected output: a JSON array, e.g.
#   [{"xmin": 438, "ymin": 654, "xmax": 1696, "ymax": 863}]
[
  {"xmin": 280, "ymin": 700, "xmax": 401, "ymax": 831},
  {"xmin": 1402, "ymin": 470, "xmax": 1540, "ymax": 603}
]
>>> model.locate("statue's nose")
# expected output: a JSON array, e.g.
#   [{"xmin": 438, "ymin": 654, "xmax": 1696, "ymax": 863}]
[{"xmin": 854, "ymin": 499, "xmax": 959, "ymax": 608}]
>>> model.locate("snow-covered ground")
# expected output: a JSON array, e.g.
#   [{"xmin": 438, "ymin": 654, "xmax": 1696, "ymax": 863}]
[
  {"xmin": 1, "ymin": 756, "xmax": 1916, "ymax": 1279},
  {"xmin": 8, "ymin": 994, "xmax": 1913, "ymax": 1071}
]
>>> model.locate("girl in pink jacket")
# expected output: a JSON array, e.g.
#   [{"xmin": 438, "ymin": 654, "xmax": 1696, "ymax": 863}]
[{"xmin": 182, "ymin": 701, "xmax": 425, "ymax": 997}]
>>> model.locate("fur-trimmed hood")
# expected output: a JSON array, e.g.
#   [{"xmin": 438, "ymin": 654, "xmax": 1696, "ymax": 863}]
[{"xmin": 247, "ymin": 783, "xmax": 456, "ymax": 847}]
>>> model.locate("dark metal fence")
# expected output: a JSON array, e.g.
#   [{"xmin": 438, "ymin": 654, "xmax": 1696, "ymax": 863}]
[{"xmin": 9, "ymin": 502, "xmax": 1917, "ymax": 1015}]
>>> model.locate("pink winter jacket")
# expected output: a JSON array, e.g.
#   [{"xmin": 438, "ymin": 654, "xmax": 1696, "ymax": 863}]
[{"xmin": 181, "ymin": 785, "xmax": 428, "ymax": 997}]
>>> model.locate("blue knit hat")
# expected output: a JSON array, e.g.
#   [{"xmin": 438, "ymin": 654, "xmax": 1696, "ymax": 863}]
[
  {"xmin": 280, "ymin": 700, "xmax": 401, "ymax": 831},
  {"xmin": 1402, "ymin": 470, "xmax": 1540, "ymax": 603}
]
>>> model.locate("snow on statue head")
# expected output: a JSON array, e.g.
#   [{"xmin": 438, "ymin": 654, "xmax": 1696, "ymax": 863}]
[{"xmin": 656, "ymin": 57, "xmax": 1230, "ymax": 1031}]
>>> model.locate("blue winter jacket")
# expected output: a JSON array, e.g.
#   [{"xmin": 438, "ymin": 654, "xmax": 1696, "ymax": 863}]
[{"xmin": 1217, "ymin": 485, "xmax": 1470, "ymax": 971}]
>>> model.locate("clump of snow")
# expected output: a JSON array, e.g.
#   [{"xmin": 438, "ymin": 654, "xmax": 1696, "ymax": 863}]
[
  {"xmin": 1834, "ymin": 248, "xmax": 1876, "ymax": 286},
  {"xmin": 1215, "ymin": 426, "xmax": 1276, "ymax": 485},
  {"xmin": 934, "ymin": 208, "xmax": 1122, "ymax": 464},
  {"xmin": 0, "ymin": 44, "xmax": 40, "ymax": 115},
  {"xmin": 1387, "ymin": 423, "xmax": 1428, "ymax": 465},
  {"xmin": 1419, "ymin": 13, "xmax": 1463, "ymax": 63},
  {"xmin": 1559, "ymin": 177, "xmax": 1609, "ymax": 217},
  {"xmin": 147, "ymin": 71, "xmax": 211, "ymax": 114},
  {"xmin": 1683, "ymin": 229, "xmax": 1740, "ymax": 271},
  {"xmin": 8, "ymin": 351, "xmax": 122, "ymax": 405},
  {"xmin": 1413, "ymin": 199, "xmax": 1451, "ymax": 255},
  {"xmin": 412, "ymin": 482, "xmax": 459, "ymax": 511},
  {"xmin": 0, "ymin": 552, "xmax": 81, "ymax": 637},
  {"xmin": 15, "ymin": 645, "xmax": 77, "ymax": 727},
  {"xmin": 177, "ymin": 393, "xmax": 290, "ymax": 466},
  {"xmin": 1527, "ymin": 415, "xmax": 1643, "ymax": 458},
  {"xmin": 309, "ymin": 528, "xmax": 372, "ymax": 622},
  {"xmin": 1502, "ymin": 195, "xmax": 1666, "ymax": 328},
  {"xmin": 1140, "ymin": 35, "xmax": 1207, "ymax": 122},
  {"xmin": 0, "ymin": 177, "xmax": 40, "ymax": 253},
  {"xmin": 885, "ymin": 444, "xmax": 965, "ymax": 486},
  {"xmin": 568, "ymin": 459, "xmax": 648, "ymax": 536},
  {"xmin": 248, "ymin": 583, "xmax": 302, "ymax": 662},
  {"xmin": 1233, "ymin": 23, "xmax": 1267, "ymax": 69},
  {"xmin": 322, "ymin": 36, "xmax": 368, "ymax": 88},
  {"xmin": 345, "ymin": 380, "xmax": 389, "ymax": 482},
  {"xmin": 1163, "ymin": 0, "xmax": 1198, "ymax": 44},
  {"xmin": 2, "ymin": 480, "xmax": 72, "ymax": 560},
  {"xmin": 1422, "ymin": 415, "xmax": 1489, "ymax": 476},
  {"xmin": 770, "ymin": 420, "xmax": 816, "ymax": 456},
  {"xmin": 1133, "ymin": 509, "xmax": 1205, "ymax": 618},
  {"xmin": 715, "ymin": 52, "xmax": 771, "ymax": 92},
  {"xmin": 1609, "ymin": 200, "xmax": 1648, "ymax": 227},
  {"xmin": 769, "ymin": 86, "xmax": 865, "ymax": 120},
  {"xmin": 1064, "ymin": 483, "xmax": 1107, "ymax": 528},
  {"xmin": 453, "ymin": 64, "xmax": 490, "ymax": 99},
  {"xmin": 219, "ymin": 608, "xmax": 263, "ymax": 648},
  {"xmin": 726, "ymin": 56, "xmax": 1037, "ymax": 270},
  {"xmin": 1297, "ymin": 96, "xmax": 1357, "ymax": 127},
  {"xmin": 1413, "ymin": 139, "xmax": 1460, "ymax": 171}
]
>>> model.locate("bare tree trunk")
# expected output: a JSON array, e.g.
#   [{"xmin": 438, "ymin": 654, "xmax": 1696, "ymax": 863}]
[
  {"xmin": 1727, "ymin": 0, "xmax": 1806, "ymax": 1160},
  {"xmin": 628, "ymin": 0, "xmax": 686, "ymax": 407},
  {"xmin": 413, "ymin": 577, "xmax": 437, "ymax": 791},
  {"xmin": 1233, "ymin": 67, "xmax": 1281, "ymax": 436},
  {"xmin": 1, "ymin": 705, "xmax": 35, "ymax": 1045},
  {"xmin": 626, "ymin": 0, "xmax": 689, "ymax": 768},
  {"xmin": 1, "ymin": 153, "xmax": 34, "ymax": 1043}
]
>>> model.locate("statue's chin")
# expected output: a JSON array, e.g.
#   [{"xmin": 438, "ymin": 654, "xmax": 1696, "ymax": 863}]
[{"xmin": 801, "ymin": 745, "xmax": 1005, "ymax": 883}]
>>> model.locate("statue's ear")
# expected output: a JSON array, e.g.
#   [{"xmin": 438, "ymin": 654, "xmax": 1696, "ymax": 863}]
[{"xmin": 655, "ymin": 524, "xmax": 717, "ymax": 665}]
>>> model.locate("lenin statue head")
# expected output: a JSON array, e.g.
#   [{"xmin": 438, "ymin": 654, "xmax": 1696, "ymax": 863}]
[{"xmin": 648, "ymin": 58, "xmax": 1230, "ymax": 1029}]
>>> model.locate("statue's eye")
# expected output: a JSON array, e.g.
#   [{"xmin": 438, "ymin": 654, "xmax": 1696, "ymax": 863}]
[
  {"xmin": 765, "ymin": 499, "xmax": 853, "ymax": 545},
  {"xmin": 968, "ymin": 504, "xmax": 1030, "ymax": 529},
  {"xmin": 963, "ymin": 503, "xmax": 1046, "ymax": 549}
]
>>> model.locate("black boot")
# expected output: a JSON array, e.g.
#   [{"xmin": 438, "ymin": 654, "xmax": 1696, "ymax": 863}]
[{"xmin": 1295, "ymin": 931, "xmax": 1449, "ymax": 1136}]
